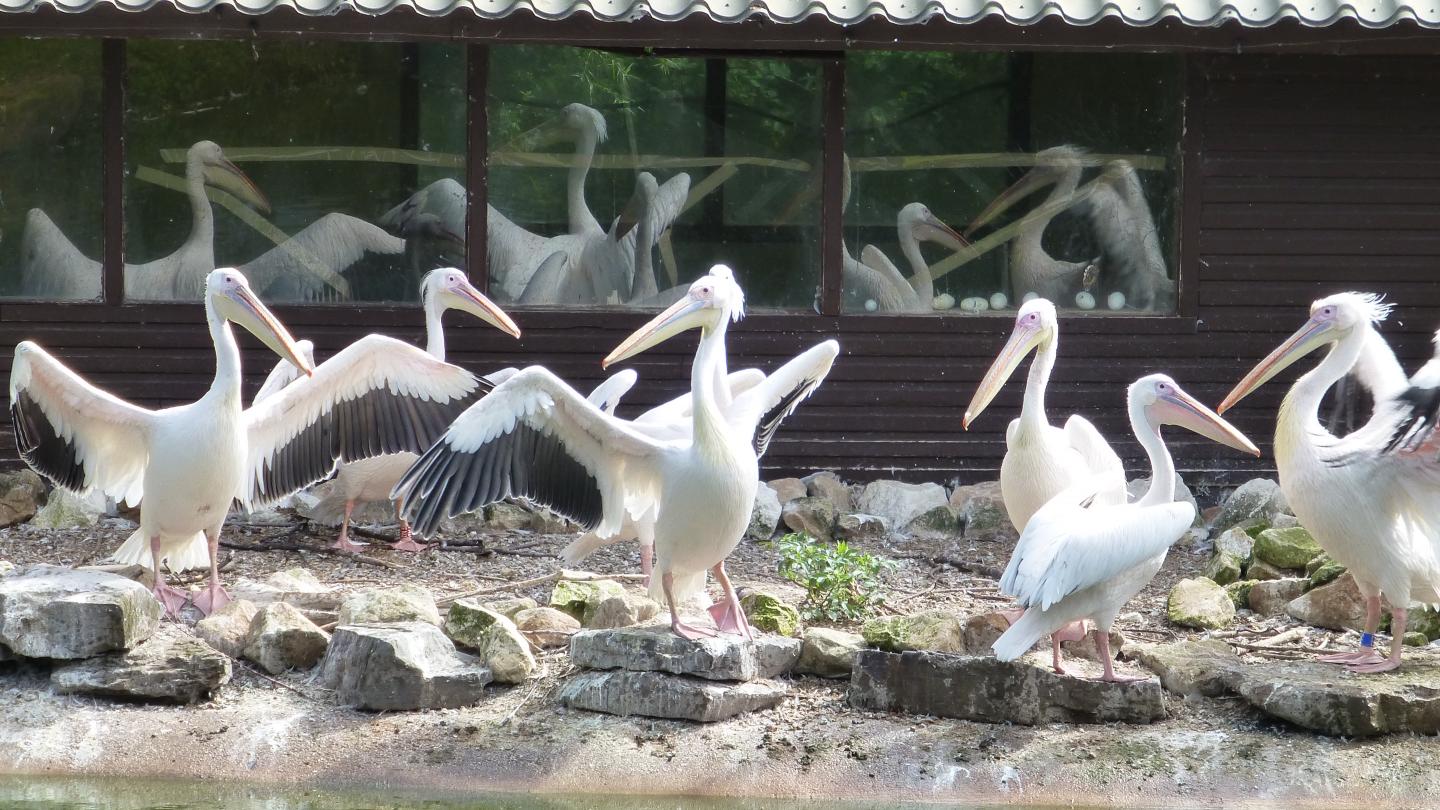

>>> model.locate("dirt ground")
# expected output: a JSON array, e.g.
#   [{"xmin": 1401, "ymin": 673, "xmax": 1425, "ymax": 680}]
[{"xmin": 1, "ymin": 511, "xmax": 1438, "ymax": 808}]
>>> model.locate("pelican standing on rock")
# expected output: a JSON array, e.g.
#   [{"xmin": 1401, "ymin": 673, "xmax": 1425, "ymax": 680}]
[
  {"xmin": 1220, "ymin": 293, "xmax": 1440, "ymax": 673},
  {"xmin": 393, "ymin": 266, "xmax": 838, "ymax": 639},
  {"xmin": 993, "ymin": 374, "xmax": 1259, "ymax": 679}
]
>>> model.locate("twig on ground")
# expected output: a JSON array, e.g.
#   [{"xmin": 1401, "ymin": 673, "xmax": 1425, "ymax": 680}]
[
  {"xmin": 220, "ymin": 538, "xmax": 403, "ymax": 570},
  {"xmin": 500, "ymin": 679, "xmax": 547, "ymax": 726},
  {"xmin": 891, "ymin": 551, "xmax": 1004, "ymax": 581}
]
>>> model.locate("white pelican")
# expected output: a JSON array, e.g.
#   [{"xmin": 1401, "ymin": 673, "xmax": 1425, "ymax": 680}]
[
  {"xmin": 1081, "ymin": 160, "xmax": 1176, "ymax": 311},
  {"xmin": 993, "ymin": 374, "xmax": 1259, "ymax": 679},
  {"xmin": 845, "ymin": 204, "xmax": 968, "ymax": 313},
  {"xmin": 11, "ymin": 269, "xmax": 493, "ymax": 616},
  {"xmin": 1220, "ymin": 293, "xmax": 1440, "ymax": 673},
  {"xmin": 393, "ymin": 266, "xmax": 837, "ymax": 639},
  {"xmin": 240, "ymin": 213, "xmax": 405, "ymax": 303},
  {"xmin": 252, "ymin": 340, "xmax": 316, "ymax": 404}
]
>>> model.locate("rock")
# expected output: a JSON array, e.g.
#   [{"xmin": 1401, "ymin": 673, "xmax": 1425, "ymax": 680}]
[
  {"xmin": 1166, "ymin": 577, "xmax": 1235, "ymax": 630},
  {"xmin": 320, "ymin": 623, "xmax": 492, "ymax": 710},
  {"xmin": 781, "ymin": 496, "xmax": 837, "ymax": 542},
  {"xmin": 1228, "ymin": 655, "xmax": 1440, "ymax": 737},
  {"xmin": 0, "ymin": 565, "xmax": 162, "ymax": 659},
  {"xmin": 0, "ymin": 470, "xmax": 44, "ymax": 527},
  {"xmin": 568, "ymin": 623, "xmax": 800, "ymax": 681},
  {"xmin": 1307, "ymin": 553, "xmax": 1347, "ymax": 588},
  {"xmin": 1212, "ymin": 478, "xmax": 1280, "ymax": 533},
  {"xmin": 746, "ymin": 484, "xmax": 782, "ymax": 541},
  {"xmin": 1129, "ymin": 640, "xmax": 1242, "ymax": 697},
  {"xmin": 1248, "ymin": 578, "xmax": 1308, "ymax": 616},
  {"xmin": 795, "ymin": 627, "xmax": 865, "ymax": 678},
  {"xmin": 1254, "ymin": 526, "xmax": 1323, "ymax": 570},
  {"xmin": 444, "ymin": 600, "xmax": 536, "ymax": 684},
  {"xmin": 803, "ymin": 471, "xmax": 852, "ymax": 512},
  {"xmin": 1061, "ymin": 629, "xmax": 1125, "ymax": 663},
  {"xmin": 1265, "ymin": 485, "xmax": 1292, "ymax": 518},
  {"xmin": 904, "ymin": 505, "xmax": 961, "ymax": 536},
  {"xmin": 586, "ymin": 591, "xmax": 663, "ymax": 630},
  {"xmin": 529, "ymin": 506, "xmax": 576, "ymax": 534},
  {"xmin": 230, "ymin": 567, "xmax": 340, "ymax": 612},
  {"xmin": 549, "ymin": 579, "xmax": 626, "ymax": 624},
  {"xmin": 1405, "ymin": 632, "xmax": 1430, "ymax": 647},
  {"xmin": 31, "ymin": 489, "xmax": 105, "ymax": 529},
  {"xmin": 1224, "ymin": 580, "xmax": 1259, "ymax": 610},
  {"xmin": 1213, "ymin": 526, "xmax": 1257, "ymax": 562},
  {"xmin": 1410, "ymin": 606, "xmax": 1440, "ymax": 641},
  {"xmin": 1270, "ymin": 513, "xmax": 1301, "ymax": 530},
  {"xmin": 848, "ymin": 651, "xmax": 1165, "ymax": 725},
  {"xmin": 862, "ymin": 610, "xmax": 964, "ymax": 654},
  {"xmin": 1247, "ymin": 559, "xmax": 1289, "ymax": 581},
  {"xmin": 0, "ymin": 560, "xmax": 13, "ymax": 577},
  {"xmin": 484, "ymin": 502, "xmax": 533, "ymax": 531},
  {"xmin": 559, "ymin": 670, "xmax": 787, "ymax": 722},
  {"xmin": 835, "ymin": 513, "xmax": 888, "ymax": 542},
  {"xmin": 515, "ymin": 606, "xmax": 581, "ymax": 648},
  {"xmin": 243, "ymin": 602, "xmax": 330, "ymax": 674},
  {"xmin": 961, "ymin": 612, "xmax": 1011, "ymax": 653},
  {"xmin": 1127, "ymin": 473, "xmax": 1199, "ymax": 525},
  {"xmin": 948, "ymin": 481, "xmax": 1016, "ymax": 542},
  {"xmin": 485, "ymin": 596, "xmax": 538, "ymax": 621},
  {"xmin": 739, "ymin": 590, "xmax": 802, "ymax": 638},
  {"xmin": 338, "ymin": 585, "xmax": 440, "ymax": 627},
  {"xmin": 1287, "ymin": 573, "xmax": 1368, "ymax": 632},
  {"xmin": 1202, "ymin": 552, "xmax": 1244, "ymax": 587},
  {"xmin": 767, "ymin": 477, "xmax": 807, "ymax": 503},
  {"xmin": 858, "ymin": 480, "xmax": 947, "ymax": 535},
  {"xmin": 51, "ymin": 624, "xmax": 231, "ymax": 704},
  {"xmin": 194, "ymin": 599, "xmax": 259, "ymax": 659}
]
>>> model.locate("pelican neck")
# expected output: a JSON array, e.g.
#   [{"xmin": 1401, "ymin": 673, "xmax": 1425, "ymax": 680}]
[
  {"xmin": 204, "ymin": 295, "xmax": 243, "ymax": 407},
  {"xmin": 1277, "ymin": 325, "xmax": 1368, "ymax": 451},
  {"xmin": 568, "ymin": 129, "xmax": 602, "ymax": 236},
  {"xmin": 1017, "ymin": 331, "xmax": 1057, "ymax": 439},
  {"xmin": 1130, "ymin": 395, "xmax": 1176, "ymax": 507},
  {"xmin": 423, "ymin": 294, "xmax": 447, "ymax": 361},
  {"xmin": 897, "ymin": 228, "xmax": 933, "ymax": 305},
  {"xmin": 690, "ymin": 317, "xmax": 732, "ymax": 448}
]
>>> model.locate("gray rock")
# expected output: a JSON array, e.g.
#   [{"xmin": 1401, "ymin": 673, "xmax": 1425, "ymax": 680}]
[
  {"xmin": 549, "ymin": 579, "xmax": 625, "ymax": 624},
  {"xmin": 904, "ymin": 505, "xmax": 961, "ymax": 537},
  {"xmin": 858, "ymin": 480, "xmax": 947, "ymax": 535},
  {"xmin": 1202, "ymin": 552, "xmax": 1244, "ymax": 587},
  {"xmin": 560, "ymin": 670, "xmax": 787, "ymax": 722},
  {"xmin": 1212, "ymin": 478, "xmax": 1280, "ymax": 533},
  {"xmin": 746, "ymin": 483, "xmax": 782, "ymax": 541},
  {"xmin": 515, "ymin": 606, "xmax": 581, "ymax": 648},
  {"xmin": 484, "ymin": 596, "xmax": 539, "ymax": 621},
  {"xmin": 961, "ymin": 612, "xmax": 1012, "ymax": 653},
  {"xmin": 194, "ymin": 599, "xmax": 259, "ymax": 659},
  {"xmin": 338, "ymin": 584, "xmax": 441, "ymax": 627},
  {"xmin": 1204, "ymin": 526, "xmax": 1256, "ymax": 586},
  {"xmin": 568, "ymin": 623, "xmax": 800, "ymax": 682},
  {"xmin": 1248, "ymin": 578, "xmax": 1309, "ymax": 616},
  {"xmin": 1247, "ymin": 559, "xmax": 1289, "ymax": 581},
  {"xmin": 586, "ymin": 591, "xmax": 663, "ymax": 630},
  {"xmin": 803, "ymin": 471, "xmax": 852, "ymax": 512},
  {"xmin": 795, "ymin": 627, "xmax": 865, "ymax": 678},
  {"xmin": 1264, "ymin": 485, "xmax": 1292, "ymax": 519},
  {"xmin": 848, "ymin": 650, "xmax": 1165, "ymax": 725},
  {"xmin": 835, "ymin": 513, "xmax": 888, "ymax": 542},
  {"xmin": 243, "ymin": 602, "xmax": 330, "ymax": 674},
  {"xmin": 230, "ymin": 567, "xmax": 340, "ymax": 612},
  {"xmin": 1061, "ymin": 629, "xmax": 1126, "ymax": 663},
  {"xmin": 0, "ymin": 470, "xmax": 44, "ymax": 527},
  {"xmin": 1287, "ymin": 572, "xmax": 1368, "ymax": 632},
  {"xmin": 444, "ymin": 601, "xmax": 536, "ymax": 684},
  {"xmin": 1253, "ymin": 526, "xmax": 1323, "ymax": 570},
  {"xmin": 949, "ymin": 481, "xmax": 1016, "ymax": 542},
  {"xmin": 1229, "ymin": 656, "xmax": 1440, "ymax": 737},
  {"xmin": 50, "ymin": 624, "xmax": 230, "ymax": 704},
  {"xmin": 1127, "ymin": 473, "xmax": 1199, "ymax": 525},
  {"xmin": 738, "ymin": 590, "xmax": 801, "ymax": 638},
  {"xmin": 1307, "ymin": 552, "xmax": 1346, "ymax": 588},
  {"xmin": 781, "ymin": 496, "xmax": 837, "ymax": 542},
  {"xmin": 862, "ymin": 610, "xmax": 965, "ymax": 654},
  {"xmin": 1166, "ymin": 577, "xmax": 1235, "ymax": 630},
  {"xmin": 0, "ymin": 566, "xmax": 162, "ymax": 659},
  {"xmin": 767, "ymin": 477, "xmax": 807, "ymax": 504},
  {"xmin": 1224, "ymin": 580, "xmax": 1259, "ymax": 610},
  {"xmin": 1213, "ymin": 526, "xmax": 1257, "ymax": 562},
  {"xmin": 484, "ymin": 502, "xmax": 533, "ymax": 531},
  {"xmin": 1129, "ymin": 639, "xmax": 1243, "ymax": 697},
  {"xmin": 31, "ymin": 489, "xmax": 105, "ymax": 529},
  {"xmin": 320, "ymin": 622, "xmax": 492, "ymax": 711}
]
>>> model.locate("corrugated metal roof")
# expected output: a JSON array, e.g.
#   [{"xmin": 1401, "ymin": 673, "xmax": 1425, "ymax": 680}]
[{"xmin": 2, "ymin": 0, "xmax": 1436, "ymax": 29}]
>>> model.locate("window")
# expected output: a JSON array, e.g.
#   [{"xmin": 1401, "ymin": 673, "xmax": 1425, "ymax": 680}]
[
  {"xmin": 488, "ymin": 46, "xmax": 823, "ymax": 310},
  {"xmin": 1, "ymin": 40, "xmax": 104, "ymax": 301},
  {"xmin": 124, "ymin": 41, "xmax": 466, "ymax": 303},
  {"xmin": 844, "ymin": 52, "xmax": 1182, "ymax": 315}
]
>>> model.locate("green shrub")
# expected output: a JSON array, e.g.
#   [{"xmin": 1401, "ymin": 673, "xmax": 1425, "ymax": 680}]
[{"xmin": 772, "ymin": 533, "xmax": 896, "ymax": 622}]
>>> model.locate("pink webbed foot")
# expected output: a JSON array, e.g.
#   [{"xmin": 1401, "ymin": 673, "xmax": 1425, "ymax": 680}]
[
  {"xmin": 331, "ymin": 534, "xmax": 368, "ymax": 554},
  {"xmin": 707, "ymin": 601, "xmax": 754, "ymax": 640},
  {"xmin": 1318, "ymin": 648, "xmax": 1385, "ymax": 665},
  {"xmin": 152, "ymin": 583, "xmax": 191, "ymax": 617},
  {"xmin": 1348, "ymin": 656, "xmax": 1402, "ymax": 674},
  {"xmin": 389, "ymin": 521, "xmax": 428, "ymax": 553},
  {"xmin": 192, "ymin": 582, "xmax": 231, "ymax": 616},
  {"xmin": 671, "ymin": 618, "xmax": 719, "ymax": 640}
]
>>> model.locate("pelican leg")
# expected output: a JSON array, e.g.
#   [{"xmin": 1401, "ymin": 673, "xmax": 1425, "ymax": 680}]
[
  {"xmin": 706, "ymin": 562, "xmax": 753, "ymax": 641},
  {"xmin": 1318, "ymin": 595, "xmax": 1385, "ymax": 665},
  {"xmin": 1051, "ymin": 620, "xmax": 1087, "ymax": 675},
  {"xmin": 663, "ymin": 570, "xmax": 717, "ymax": 641},
  {"xmin": 1349, "ymin": 608, "xmax": 1406, "ymax": 674},
  {"xmin": 1092, "ymin": 628, "xmax": 1145, "ymax": 683},
  {"xmin": 389, "ymin": 498, "xmax": 429, "ymax": 553},
  {"xmin": 149, "ymin": 534, "xmax": 190, "ymax": 617},
  {"xmin": 331, "ymin": 500, "xmax": 368, "ymax": 554},
  {"xmin": 192, "ymin": 528, "xmax": 231, "ymax": 616}
]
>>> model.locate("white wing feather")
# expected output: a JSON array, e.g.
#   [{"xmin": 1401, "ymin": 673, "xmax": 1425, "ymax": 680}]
[{"xmin": 1062, "ymin": 414, "xmax": 1127, "ymax": 505}]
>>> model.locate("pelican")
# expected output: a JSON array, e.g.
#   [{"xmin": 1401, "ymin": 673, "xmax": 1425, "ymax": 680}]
[
  {"xmin": 291, "ymin": 268, "xmax": 521, "ymax": 553},
  {"xmin": 1220, "ymin": 293, "xmax": 1440, "ymax": 673},
  {"xmin": 1082, "ymin": 160, "xmax": 1176, "ymax": 311},
  {"xmin": 845, "ymin": 204, "xmax": 968, "ymax": 313},
  {"xmin": 393, "ymin": 266, "xmax": 837, "ymax": 639},
  {"xmin": 18, "ymin": 141, "xmax": 269, "ymax": 301},
  {"xmin": 11, "ymin": 269, "xmax": 493, "ymax": 616},
  {"xmin": 240, "ymin": 213, "xmax": 406, "ymax": 302},
  {"xmin": 993, "ymin": 374, "xmax": 1259, "ymax": 680},
  {"xmin": 252, "ymin": 340, "xmax": 316, "ymax": 404}
]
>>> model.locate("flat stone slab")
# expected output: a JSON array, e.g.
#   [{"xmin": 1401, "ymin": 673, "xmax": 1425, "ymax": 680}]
[
  {"xmin": 0, "ymin": 565, "xmax": 161, "ymax": 659},
  {"xmin": 568, "ymin": 623, "xmax": 800, "ymax": 682},
  {"xmin": 50, "ymin": 624, "xmax": 231, "ymax": 704},
  {"xmin": 847, "ymin": 650, "xmax": 1166, "ymax": 725},
  {"xmin": 559, "ymin": 670, "xmax": 787, "ymax": 722},
  {"xmin": 320, "ymin": 622, "xmax": 491, "ymax": 711}
]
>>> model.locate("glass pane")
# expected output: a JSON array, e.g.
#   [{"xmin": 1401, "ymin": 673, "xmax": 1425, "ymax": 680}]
[
  {"xmin": 125, "ymin": 41, "xmax": 466, "ymax": 303},
  {"xmin": 844, "ymin": 53, "xmax": 1182, "ymax": 315},
  {"xmin": 488, "ymin": 46, "xmax": 822, "ymax": 310},
  {"xmin": 0, "ymin": 40, "xmax": 104, "ymax": 301}
]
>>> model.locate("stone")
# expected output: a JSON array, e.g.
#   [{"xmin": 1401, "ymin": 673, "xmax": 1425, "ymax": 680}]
[
  {"xmin": 243, "ymin": 602, "xmax": 330, "ymax": 675},
  {"xmin": 338, "ymin": 584, "xmax": 441, "ymax": 627},
  {"xmin": 444, "ymin": 599, "xmax": 505, "ymax": 643},
  {"xmin": 795, "ymin": 627, "xmax": 865, "ymax": 678},
  {"xmin": 746, "ymin": 484, "xmax": 782, "ymax": 541},
  {"xmin": 515, "ymin": 606, "xmax": 581, "ymax": 648},
  {"xmin": 1228, "ymin": 656, "xmax": 1440, "ymax": 737},
  {"xmin": 904, "ymin": 505, "xmax": 961, "ymax": 536},
  {"xmin": 739, "ymin": 590, "xmax": 802, "ymax": 638},
  {"xmin": 0, "ymin": 470, "xmax": 44, "ymax": 527},
  {"xmin": 1247, "ymin": 559, "xmax": 1289, "ymax": 581},
  {"xmin": 1213, "ymin": 526, "xmax": 1257, "ymax": 563},
  {"xmin": 586, "ymin": 591, "xmax": 663, "ymax": 630},
  {"xmin": 1270, "ymin": 513, "xmax": 1301, "ymax": 530},
  {"xmin": 1264, "ymin": 485, "xmax": 1292, "ymax": 518},
  {"xmin": 31, "ymin": 489, "xmax": 105, "ymax": 529},
  {"xmin": 961, "ymin": 612, "xmax": 1012, "ymax": 653},
  {"xmin": 230, "ymin": 567, "xmax": 340, "ymax": 612},
  {"xmin": 803, "ymin": 471, "xmax": 852, "ymax": 512},
  {"xmin": 1129, "ymin": 640, "xmax": 1242, "ymax": 697},
  {"xmin": 559, "ymin": 670, "xmax": 787, "ymax": 722},
  {"xmin": 1061, "ymin": 629, "xmax": 1126, "ymax": 663},
  {"xmin": 848, "ymin": 651, "xmax": 1165, "ymax": 725},
  {"xmin": 320, "ymin": 622, "xmax": 492, "ymax": 711},
  {"xmin": 1405, "ymin": 632, "xmax": 1430, "ymax": 647},
  {"xmin": 444, "ymin": 601, "xmax": 536, "ymax": 684},
  {"xmin": 567, "ymin": 623, "xmax": 800, "ymax": 681},
  {"xmin": 194, "ymin": 599, "xmax": 259, "ymax": 659},
  {"xmin": 50, "ymin": 624, "xmax": 230, "ymax": 704},
  {"xmin": 862, "ymin": 610, "xmax": 964, "ymax": 654},
  {"xmin": 858, "ymin": 480, "xmax": 947, "ymax": 535},
  {"xmin": 484, "ymin": 502, "xmax": 533, "ymax": 531},
  {"xmin": 1287, "ymin": 573, "xmax": 1368, "ymax": 632},
  {"xmin": 1224, "ymin": 580, "xmax": 1259, "ymax": 610},
  {"xmin": 529, "ymin": 506, "xmax": 576, "ymax": 534},
  {"xmin": 1212, "ymin": 478, "xmax": 1280, "ymax": 533},
  {"xmin": 0, "ymin": 560, "xmax": 13, "ymax": 577},
  {"xmin": 781, "ymin": 496, "xmax": 838, "ymax": 542},
  {"xmin": 1410, "ymin": 606, "xmax": 1440, "ymax": 642},
  {"xmin": 767, "ymin": 477, "xmax": 807, "ymax": 503},
  {"xmin": 835, "ymin": 513, "xmax": 888, "ymax": 542},
  {"xmin": 1248, "ymin": 578, "xmax": 1309, "ymax": 616},
  {"xmin": 1202, "ymin": 552, "xmax": 1244, "ymax": 587},
  {"xmin": 1127, "ymin": 473, "xmax": 1199, "ymax": 525},
  {"xmin": 948, "ymin": 481, "xmax": 1016, "ymax": 542},
  {"xmin": 1254, "ymin": 526, "xmax": 1323, "ymax": 570},
  {"xmin": 1166, "ymin": 577, "xmax": 1235, "ymax": 630},
  {"xmin": 0, "ymin": 565, "xmax": 161, "ymax": 659},
  {"xmin": 549, "ymin": 579, "xmax": 626, "ymax": 624},
  {"xmin": 484, "ymin": 596, "xmax": 538, "ymax": 621},
  {"xmin": 1307, "ymin": 554, "xmax": 1346, "ymax": 588}
]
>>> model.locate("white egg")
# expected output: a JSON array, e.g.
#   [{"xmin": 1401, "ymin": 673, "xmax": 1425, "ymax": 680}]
[
  {"xmin": 865, "ymin": 299, "xmax": 878, "ymax": 312},
  {"xmin": 960, "ymin": 296, "xmax": 990, "ymax": 313},
  {"xmin": 989, "ymin": 292, "xmax": 1009, "ymax": 310},
  {"xmin": 1107, "ymin": 292, "xmax": 1127, "ymax": 311},
  {"xmin": 932, "ymin": 293, "xmax": 956, "ymax": 311},
  {"xmin": 1022, "ymin": 292, "xmax": 1038, "ymax": 303},
  {"xmin": 1074, "ymin": 291, "xmax": 1096, "ymax": 310}
]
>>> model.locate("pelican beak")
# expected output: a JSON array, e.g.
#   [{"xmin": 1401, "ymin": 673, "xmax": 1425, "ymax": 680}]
[
  {"xmin": 918, "ymin": 212, "xmax": 970, "ymax": 252},
  {"xmin": 221, "ymin": 283, "xmax": 313, "ymax": 376},
  {"xmin": 603, "ymin": 295, "xmax": 707, "ymax": 369},
  {"xmin": 513, "ymin": 118, "xmax": 570, "ymax": 151},
  {"xmin": 965, "ymin": 168, "xmax": 1052, "ymax": 238},
  {"xmin": 1154, "ymin": 384, "xmax": 1261, "ymax": 457},
  {"xmin": 203, "ymin": 157, "xmax": 271, "ymax": 215},
  {"xmin": 1219, "ymin": 317, "xmax": 1336, "ymax": 413},
  {"xmin": 450, "ymin": 277, "xmax": 521, "ymax": 339},
  {"xmin": 964, "ymin": 319, "xmax": 1046, "ymax": 429}
]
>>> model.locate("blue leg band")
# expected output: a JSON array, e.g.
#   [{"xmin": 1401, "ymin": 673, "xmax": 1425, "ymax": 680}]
[{"xmin": 1361, "ymin": 633, "xmax": 1375, "ymax": 648}]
